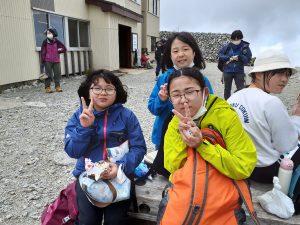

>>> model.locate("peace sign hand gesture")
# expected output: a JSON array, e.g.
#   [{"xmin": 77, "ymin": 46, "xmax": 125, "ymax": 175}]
[
  {"xmin": 79, "ymin": 97, "xmax": 95, "ymax": 128},
  {"xmin": 172, "ymin": 103, "xmax": 203, "ymax": 148}
]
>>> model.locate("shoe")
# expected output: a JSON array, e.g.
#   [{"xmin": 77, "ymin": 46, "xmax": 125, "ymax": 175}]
[
  {"xmin": 39, "ymin": 73, "xmax": 48, "ymax": 81},
  {"xmin": 45, "ymin": 87, "xmax": 53, "ymax": 93},
  {"xmin": 55, "ymin": 86, "xmax": 63, "ymax": 92},
  {"xmin": 155, "ymin": 76, "xmax": 158, "ymax": 81}
]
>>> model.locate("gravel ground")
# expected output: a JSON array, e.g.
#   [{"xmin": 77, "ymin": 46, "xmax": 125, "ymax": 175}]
[{"xmin": 0, "ymin": 63, "xmax": 299, "ymax": 225}]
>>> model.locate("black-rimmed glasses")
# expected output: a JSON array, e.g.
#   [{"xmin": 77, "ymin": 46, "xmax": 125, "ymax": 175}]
[
  {"xmin": 169, "ymin": 89, "xmax": 201, "ymax": 104},
  {"xmin": 90, "ymin": 87, "xmax": 116, "ymax": 95}
]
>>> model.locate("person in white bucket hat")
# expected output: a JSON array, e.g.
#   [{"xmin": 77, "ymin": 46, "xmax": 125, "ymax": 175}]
[{"xmin": 227, "ymin": 49, "xmax": 300, "ymax": 183}]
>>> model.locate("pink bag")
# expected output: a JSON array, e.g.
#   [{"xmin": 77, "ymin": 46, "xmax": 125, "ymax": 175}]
[{"xmin": 41, "ymin": 181, "xmax": 78, "ymax": 225}]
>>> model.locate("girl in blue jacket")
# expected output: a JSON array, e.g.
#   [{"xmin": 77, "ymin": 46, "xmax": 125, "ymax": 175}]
[
  {"xmin": 148, "ymin": 32, "xmax": 213, "ymax": 152},
  {"xmin": 64, "ymin": 69, "xmax": 146, "ymax": 225}
]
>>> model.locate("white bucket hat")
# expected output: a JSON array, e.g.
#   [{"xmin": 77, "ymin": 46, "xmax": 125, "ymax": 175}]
[{"xmin": 249, "ymin": 49, "xmax": 298, "ymax": 76}]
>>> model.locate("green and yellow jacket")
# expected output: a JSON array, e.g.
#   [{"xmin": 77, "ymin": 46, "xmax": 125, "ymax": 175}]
[{"xmin": 164, "ymin": 94, "xmax": 256, "ymax": 180}]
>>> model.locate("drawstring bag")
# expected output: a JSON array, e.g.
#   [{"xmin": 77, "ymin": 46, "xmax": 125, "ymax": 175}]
[{"xmin": 79, "ymin": 161, "xmax": 131, "ymax": 208}]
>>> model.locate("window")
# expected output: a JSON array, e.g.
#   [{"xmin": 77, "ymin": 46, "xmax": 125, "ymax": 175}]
[
  {"xmin": 33, "ymin": 10, "xmax": 64, "ymax": 47},
  {"xmin": 79, "ymin": 21, "xmax": 89, "ymax": 47},
  {"xmin": 32, "ymin": 10, "xmax": 90, "ymax": 48},
  {"xmin": 33, "ymin": 11, "xmax": 48, "ymax": 47},
  {"xmin": 152, "ymin": 0, "xmax": 158, "ymax": 15},
  {"xmin": 49, "ymin": 14, "xmax": 64, "ymax": 44},
  {"xmin": 68, "ymin": 19, "xmax": 78, "ymax": 47},
  {"xmin": 68, "ymin": 19, "xmax": 89, "ymax": 48},
  {"xmin": 151, "ymin": 36, "xmax": 156, "ymax": 52}
]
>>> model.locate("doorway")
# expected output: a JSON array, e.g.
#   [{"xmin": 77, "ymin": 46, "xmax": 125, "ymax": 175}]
[{"xmin": 118, "ymin": 24, "xmax": 132, "ymax": 68}]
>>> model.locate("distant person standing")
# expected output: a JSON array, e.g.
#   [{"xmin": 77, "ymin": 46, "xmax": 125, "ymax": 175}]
[
  {"xmin": 218, "ymin": 30, "xmax": 252, "ymax": 99},
  {"xmin": 41, "ymin": 27, "xmax": 66, "ymax": 93},
  {"xmin": 154, "ymin": 39, "xmax": 166, "ymax": 80}
]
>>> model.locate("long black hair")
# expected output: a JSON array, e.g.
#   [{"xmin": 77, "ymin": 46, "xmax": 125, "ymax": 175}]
[
  {"xmin": 162, "ymin": 32, "xmax": 206, "ymax": 70},
  {"xmin": 78, "ymin": 69, "xmax": 127, "ymax": 105}
]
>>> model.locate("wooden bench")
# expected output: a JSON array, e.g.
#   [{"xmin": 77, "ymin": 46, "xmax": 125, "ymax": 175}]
[{"xmin": 129, "ymin": 175, "xmax": 300, "ymax": 225}]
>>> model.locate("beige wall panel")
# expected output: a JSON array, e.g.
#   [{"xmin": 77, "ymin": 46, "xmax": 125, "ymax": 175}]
[
  {"xmin": 146, "ymin": 13, "xmax": 159, "ymax": 37},
  {"xmin": 88, "ymin": 6, "xmax": 111, "ymax": 70},
  {"xmin": 0, "ymin": 1, "xmax": 40, "ymax": 85},
  {"xmin": 125, "ymin": 0, "xmax": 142, "ymax": 14},
  {"xmin": 54, "ymin": 0, "xmax": 89, "ymax": 19},
  {"xmin": 0, "ymin": 0, "xmax": 30, "ymax": 18}
]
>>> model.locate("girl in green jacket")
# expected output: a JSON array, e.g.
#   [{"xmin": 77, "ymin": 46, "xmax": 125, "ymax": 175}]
[{"xmin": 164, "ymin": 67, "xmax": 256, "ymax": 180}]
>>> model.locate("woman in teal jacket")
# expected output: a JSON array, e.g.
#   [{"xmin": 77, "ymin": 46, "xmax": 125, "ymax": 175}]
[{"xmin": 148, "ymin": 32, "xmax": 213, "ymax": 151}]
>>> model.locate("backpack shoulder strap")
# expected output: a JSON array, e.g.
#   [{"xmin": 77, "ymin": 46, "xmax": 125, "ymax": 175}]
[
  {"xmin": 224, "ymin": 44, "xmax": 230, "ymax": 55},
  {"xmin": 233, "ymin": 180, "xmax": 260, "ymax": 225}
]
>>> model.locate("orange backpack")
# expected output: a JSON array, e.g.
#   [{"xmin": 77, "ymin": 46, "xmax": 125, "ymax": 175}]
[{"xmin": 157, "ymin": 127, "xmax": 260, "ymax": 225}]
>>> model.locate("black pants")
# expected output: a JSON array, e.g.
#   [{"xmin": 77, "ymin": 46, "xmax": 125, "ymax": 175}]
[
  {"xmin": 250, "ymin": 146, "xmax": 300, "ymax": 183},
  {"xmin": 223, "ymin": 72, "xmax": 245, "ymax": 100},
  {"xmin": 75, "ymin": 180, "xmax": 130, "ymax": 225}
]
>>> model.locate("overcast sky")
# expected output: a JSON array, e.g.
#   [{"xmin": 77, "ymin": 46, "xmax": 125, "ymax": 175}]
[{"xmin": 160, "ymin": 0, "xmax": 300, "ymax": 66}]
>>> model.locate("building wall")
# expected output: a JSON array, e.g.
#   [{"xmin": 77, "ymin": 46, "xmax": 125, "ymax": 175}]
[
  {"xmin": 141, "ymin": 0, "xmax": 160, "ymax": 52},
  {"xmin": 0, "ymin": 0, "xmax": 39, "ymax": 85},
  {"xmin": 0, "ymin": 0, "xmax": 151, "ymax": 87},
  {"xmin": 88, "ymin": 5, "xmax": 140, "ymax": 71},
  {"xmin": 54, "ymin": 0, "xmax": 89, "ymax": 19}
]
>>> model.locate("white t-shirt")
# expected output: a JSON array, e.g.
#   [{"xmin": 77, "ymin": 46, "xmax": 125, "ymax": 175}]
[{"xmin": 227, "ymin": 88, "xmax": 300, "ymax": 167}]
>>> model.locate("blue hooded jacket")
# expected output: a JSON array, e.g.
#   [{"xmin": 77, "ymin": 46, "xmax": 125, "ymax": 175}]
[
  {"xmin": 64, "ymin": 103, "xmax": 147, "ymax": 177},
  {"xmin": 148, "ymin": 68, "xmax": 214, "ymax": 147},
  {"xmin": 218, "ymin": 40, "xmax": 252, "ymax": 74}
]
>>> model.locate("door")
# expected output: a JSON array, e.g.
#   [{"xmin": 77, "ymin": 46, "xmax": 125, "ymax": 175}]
[{"xmin": 118, "ymin": 24, "xmax": 132, "ymax": 68}]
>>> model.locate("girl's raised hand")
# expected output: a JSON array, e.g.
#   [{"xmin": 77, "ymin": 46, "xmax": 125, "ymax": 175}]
[
  {"xmin": 172, "ymin": 103, "xmax": 203, "ymax": 148},
  {"xmin": 79, "ymin": 97, "xmax": 95, "ymax": 128},
  {"xmin": 158, "ymin": 83, "xmax": 168, "ymax": 101}
]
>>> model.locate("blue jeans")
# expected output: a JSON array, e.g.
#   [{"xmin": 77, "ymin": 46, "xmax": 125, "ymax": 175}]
[
  {"xmin": 223, "ymin": 72, "xmax": 245, "ymax": 100},
  {"xmin": 75, "ymin": 180, "xmax": 130, "ymax": 225}
]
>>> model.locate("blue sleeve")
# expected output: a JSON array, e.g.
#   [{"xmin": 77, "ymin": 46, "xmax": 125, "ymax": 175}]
[
  {"xmin": 203, "ymin": 76, "xmax": 214, "ymax": 94},
  {"xmin": 64, "ymin": 109, "xmax": 95, "ymax": 158},
  {"xmin": 116, "ymin": 111, "xmax": 147, "ymax": 175},
  {"xmin": 218, "ymin": 44, "xmax": 231, "ymax": 62},
  {"xmin": 148, "ymin": 70, "xmax": 172, "ymax": 115}
]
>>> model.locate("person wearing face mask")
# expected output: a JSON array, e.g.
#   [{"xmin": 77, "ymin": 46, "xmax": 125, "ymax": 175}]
[
  {"xmin": 156, "ymin": 68, "xmax": 257, "ymax": 224},
  {"xmin": 227, "ymin": 50, "xmax": 300, "ymax": 183},
  {"xmin": 146, "ymin": 32, "xmax": 214, "ymax": 178},
  {"xmin": 164, "ymin": 67, "xmax": 256, "ymax": 179},
  {"xmin": 218, "ymin": 30, "xmax": 252, "ymax": 100},
  {"xmin": 41, "ymin": 27, "xmax": 66, "ymax": 93}
]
